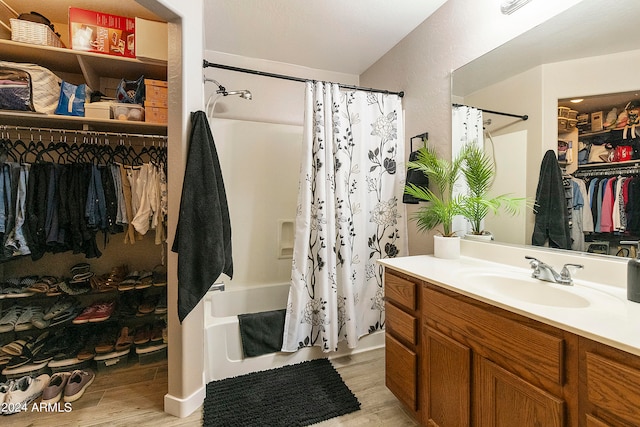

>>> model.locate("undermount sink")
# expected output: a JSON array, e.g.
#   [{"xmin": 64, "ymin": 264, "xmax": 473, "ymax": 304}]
[{"xmin": 463, "ymin": 271, "xmax": 591, "ymax": 308}]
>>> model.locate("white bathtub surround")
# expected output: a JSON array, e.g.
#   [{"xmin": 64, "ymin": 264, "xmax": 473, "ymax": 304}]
[
  {"xmin": 378, "ymin": 241, "xmax": 640, "ymax": 357},
  {"xmin": 203, "ymin": 283, "xmax": 384, "ymax": 382},
  {"xmin": 282, "ymin": 83, "xmax": 407, "ymax": 353}
]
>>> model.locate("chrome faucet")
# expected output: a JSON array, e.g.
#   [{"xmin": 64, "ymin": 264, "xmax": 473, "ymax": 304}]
[{"xmin": 525, "ymin": 256, "xmax": 583, "ymax": 286}]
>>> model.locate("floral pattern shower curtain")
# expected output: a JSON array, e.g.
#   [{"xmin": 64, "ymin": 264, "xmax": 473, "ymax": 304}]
[
  {"xmin": 282, "ymin": 82, "xmax": 407, "ymax": 352},
  {"xmin": 451, "ymin": 105, "xmax": 484, "ymax": 236}
]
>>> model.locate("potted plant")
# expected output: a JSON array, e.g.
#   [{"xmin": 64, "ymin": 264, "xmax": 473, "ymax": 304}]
[
  {"xmin": 404, "ymin": 143, "xmax": 468, "ymax": 258},
  {"xmin": 459, "ymin": 143, "xmax": 525, "ymax": 240}
]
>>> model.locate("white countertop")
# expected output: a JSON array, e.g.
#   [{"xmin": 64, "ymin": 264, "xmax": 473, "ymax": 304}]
[{"xmin": 379, "ymin": 253, "xmax": 640, "ymax": 357}]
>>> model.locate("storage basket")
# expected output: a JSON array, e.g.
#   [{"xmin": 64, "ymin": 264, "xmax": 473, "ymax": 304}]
[
  {"xmin": 10, "ymin": 18, "xmax": 62, "ymax": 48},
  {"xmin": 558, "ymin": 106, "xmax": 570, "ymax": 118}
]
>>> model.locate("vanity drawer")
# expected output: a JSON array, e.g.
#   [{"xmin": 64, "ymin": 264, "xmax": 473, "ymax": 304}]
[
  {"xmin": 385, "ymin": 272, "xmax": 417, "ymax": 311},
  {"xmin": 386, "ymin": 301, "xmax": 417, "ymax": 345}
]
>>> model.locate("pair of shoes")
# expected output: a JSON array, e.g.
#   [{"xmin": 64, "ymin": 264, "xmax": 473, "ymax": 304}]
[
  {"xmin": 134, "ymin": 324, "xmax": 152, "ymax": 345},
  {"xmin": 95, "ymin": 326, "xmax": 119, "ymax": 354},
  {"xmin": 14, "ymin": 306, "xmax": 41, "ymax": 332},
  {"xmin": 41, "ymin": 369, "xmax": 95, "ymax": 404},
  {"xmin": 115, "ymin": 326, "xmax": 134, "ymax": 351},
  {"xmin": 1, "ymin": 374, "xmax": 50, "ymax": 414},
  {"xmin": 118, "ymin": 271, "xmax": 140, "ymax": 291},
  {"xmin": 3, "ymin": 277, "xmax": 37, "ymax": 299},
  {"xmin": 137, "ymin": 293, "xmax": 159, "ymax": 316},
  {"xmin": 154, "ymin": 293, "xmax": 167, "ymax": 314},
  {"xmin": 73, "ymin": 300, "xmax": 116, "ymax": 324},
  {"xmin": 0, "ymin": 306, "xmax": 24, "ymax": 332},
  {"xmin": 44, "ymin": 299, "xmax": 74, "ymax": 320},
  {"xmin": 26, "ymin": 276, "xmax": 58, "ymax": 294},
  {"xmin": 5, "ymin": 331, "xmax": 50, "ymax": 369}
]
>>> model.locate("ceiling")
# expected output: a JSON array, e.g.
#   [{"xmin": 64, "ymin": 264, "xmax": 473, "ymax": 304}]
[
  {"xmin": 4, "ymin": 0, "xmax": 448, "ymax": 76},
  {"xmin": 202, "ymin": 0, "xmax": 448, "ymax": 75}
]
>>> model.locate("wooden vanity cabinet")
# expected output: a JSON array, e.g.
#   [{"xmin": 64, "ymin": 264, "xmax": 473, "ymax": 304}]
[
  {"xmin": 421, "ymin": 282, "xmax": 578, "ymax": 427},
  {"xmin": 385, "ymin": 267, "xmax": 640, "ymax": 426},
  {"xmin": 579, "ymin": 337, "xmax": 640, "ymax": 426},
  {"xmin": 384, "ymin": 270, "xmax": 421, "ymax": 421}
]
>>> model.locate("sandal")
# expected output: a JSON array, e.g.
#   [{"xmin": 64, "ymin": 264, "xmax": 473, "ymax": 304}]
[
  {"xmin": 133, "ymin": 324, "xmax": 151, "ymax": 345},
  {"xmin": 95, "ymin": 326, "xmax": 119, "ymax": 354},
  {"xmin": 118, "ymin": 271, "xmax": 139, "ymax": 291},
  {"xmin": 115, "ymin": 326, "xmax": 134, "ymax": 351},
  {"xmin": 137, "ymin": 293, "xmax": 158, "ymax": 316},
  {"xmin": 135, "ymin": 271, "xmax": 153, "ymax": 289},
  {"xmin": 152, "ymin": 265, "xmax": 167, "ymax": 287},
  {"xmin": 27, "ymin": 276, "xmax": 58, "ymax": 293}
]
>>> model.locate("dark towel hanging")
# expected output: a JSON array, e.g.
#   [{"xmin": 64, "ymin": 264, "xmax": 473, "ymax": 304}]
[
  {"xmin": 403, "ymin": 133, "xmax": 429, "ymax": 204},
  {"xmin": 172, "ymin": 111, "xmax": 233, "ymax": 323},
  {"xmin": 532, "ymin": 150, "xmax": 572, "ymax": 249}
]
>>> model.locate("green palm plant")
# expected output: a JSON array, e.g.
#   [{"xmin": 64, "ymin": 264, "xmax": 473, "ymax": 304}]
[
  {"xmin": 459, "ymin": 144, "xmax": 525, "ymax": 235},
  {"xmin": 404, "ymin": 143, "xmax": 468, "ymax": 237}
]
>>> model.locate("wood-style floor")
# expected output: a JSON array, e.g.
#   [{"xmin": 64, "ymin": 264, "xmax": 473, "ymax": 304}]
[{"xmin": 5, "ymin": 348, "xmax": 418, "ymax": 426}]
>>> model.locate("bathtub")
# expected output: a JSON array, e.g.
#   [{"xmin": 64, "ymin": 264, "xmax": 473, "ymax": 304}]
[{"xmin": 203, "ymin": 282, "xmax": 385, "ymax": 382}]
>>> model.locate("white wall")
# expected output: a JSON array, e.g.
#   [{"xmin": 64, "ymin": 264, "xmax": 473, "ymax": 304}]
[
  {"xmin": 212, "ymin": 118, "xmax": 302, "ymax": 286},
  {"xmin": 360, "ymin": 0, "xmax": 583, "ymax": 255}
]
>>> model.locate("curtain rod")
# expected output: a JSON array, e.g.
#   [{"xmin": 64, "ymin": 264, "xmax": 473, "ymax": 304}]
[
  {"xmin": 203, "ymin": 60, "xmax": 405, "ymax": 98},
  {"xmin": 452, "ymin": 103, "xmax": 528, "ymax": 121}
]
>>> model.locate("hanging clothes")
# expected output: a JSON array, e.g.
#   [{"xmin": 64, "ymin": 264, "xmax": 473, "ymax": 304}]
[{"xmin": 0, "ymin": 137, "xmax": 167, "ymax": 262}]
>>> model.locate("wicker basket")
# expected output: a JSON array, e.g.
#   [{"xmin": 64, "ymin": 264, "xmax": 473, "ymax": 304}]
[{"xmin": 10, "ymin": 18, "xmax": 62, "ymax": 48}]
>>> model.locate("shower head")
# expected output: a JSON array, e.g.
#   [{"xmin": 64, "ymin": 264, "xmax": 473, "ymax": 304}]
[
  {"xmin": 227, "ymin": 90, "xmax": 252, "ymax": 100},
  {"xmin": 204, "ymin": 77, "xmax": 252, "ymax": 100}
]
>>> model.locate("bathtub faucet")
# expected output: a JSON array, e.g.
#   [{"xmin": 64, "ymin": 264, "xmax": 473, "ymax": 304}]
[{"xmin": 209, "ymin": 282, "xmax": 225, "ymax": 292}]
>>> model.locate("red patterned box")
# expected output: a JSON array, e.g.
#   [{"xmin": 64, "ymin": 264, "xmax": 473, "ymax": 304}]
[{"xmin": 69, "ymin": 7, "xmax": 135, "ymax": 58}]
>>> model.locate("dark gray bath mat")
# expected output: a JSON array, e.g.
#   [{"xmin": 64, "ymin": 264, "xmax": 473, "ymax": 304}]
[{"xmin": 202, "ymin": 358, "xmax": 360, "ymax": 426}]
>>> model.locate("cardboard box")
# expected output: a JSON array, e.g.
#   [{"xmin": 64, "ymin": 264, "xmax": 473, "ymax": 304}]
[
  {"xmin": 144, "ymin": 101, "xmax": 167, "ymax": 124},
  {"xmin": 69, "ymin": 7, "xmax": 135, "ymax": 58},
  {"xmin": 144, "ymin": 79, "xmax": 168, "ymax": 104},
  {"xmin": 85, "ymin": 101, "xmax": 113, "ymax": 120},
  {"xmin": 591, "ymin": 111, "xmax": 603, "ymax": 132},
  {"xmin": 135, "ymin": 18, "xmax": 167, "ymax": 61}
]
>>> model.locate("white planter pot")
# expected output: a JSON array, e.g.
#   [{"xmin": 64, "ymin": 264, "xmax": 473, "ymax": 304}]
[
  {"xmin": 464, "ymin": 232, "xmax": 493, "ymax": 242},
  {"xmin": 433, "ymin": 235, "xmax": 461, "ymax": 259}
]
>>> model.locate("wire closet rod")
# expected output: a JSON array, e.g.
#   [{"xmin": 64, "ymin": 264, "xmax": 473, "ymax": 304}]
[
  {"xmin": 203, "ymin": 60, "xmax": 405, "ymax": 98},
  {"xmin": 452, "ymin": 103, "xmax": 528, "ymax": 121},
  {"xmin": 1, "ymin": 125, "xmax": 168, "ymax": 142}
]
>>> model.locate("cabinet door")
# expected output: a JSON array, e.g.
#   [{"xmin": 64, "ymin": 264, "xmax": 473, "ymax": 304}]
[
  {"xmin": 423, "ymin": 326, "xmax": 471, "ymax": 427},
  {"xmin": 476, "ymin": 356, "xmax": 564, "ymax": 427}
]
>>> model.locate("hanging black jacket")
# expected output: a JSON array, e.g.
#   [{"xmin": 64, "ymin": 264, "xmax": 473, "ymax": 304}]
[{"xmin": 172, "ymin": 111, "xmax": 233, "ymax": 323}]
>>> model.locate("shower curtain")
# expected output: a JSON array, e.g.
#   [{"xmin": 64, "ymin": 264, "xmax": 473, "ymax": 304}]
[
  {"xmin": 451, "ymin": 105, "xmax": 484, "ymax": 236},
  {"xmin": 282, "ymin": 82, "xmax": 407, "ymax": 352}
]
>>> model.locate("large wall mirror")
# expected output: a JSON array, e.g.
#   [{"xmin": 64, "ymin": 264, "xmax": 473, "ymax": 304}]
[{"xmin": 451, "ymin": 0, "xmax": 640, "ymax": 259}]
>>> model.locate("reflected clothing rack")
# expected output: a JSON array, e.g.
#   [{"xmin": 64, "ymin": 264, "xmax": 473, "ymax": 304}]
[
  {"xmin": 572, "ymin": 162, "xmax": 640, "ymax": 178},
  {"xmin": 452, "ymin": 103, "xmax": 528, "ymax": 121}
]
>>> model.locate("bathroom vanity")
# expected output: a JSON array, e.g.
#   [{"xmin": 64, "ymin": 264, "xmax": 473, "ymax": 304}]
[{"xmin": 380, "ymin": 246, "xmax": 640, "ymax": 426}]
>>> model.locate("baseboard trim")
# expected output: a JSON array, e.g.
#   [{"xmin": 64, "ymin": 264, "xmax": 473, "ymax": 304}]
[{"xmin": 164, "ymin": 385, "xmax": 205, "ymax": 418}]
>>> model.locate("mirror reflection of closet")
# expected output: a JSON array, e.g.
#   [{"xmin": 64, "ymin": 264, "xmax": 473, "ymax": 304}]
[
  {"xmin": 561, "ymin": 90, "xmax": 640, "ymax": 256},
  {"xmin": 558, "ymin": 90, "xmax": 640, "ymax": 175}
]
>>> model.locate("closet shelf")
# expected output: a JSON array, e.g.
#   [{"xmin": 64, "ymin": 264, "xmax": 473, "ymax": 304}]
[{"xmin": 0, "ymin": 39, "xmax": 167, "ymax": 84}]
